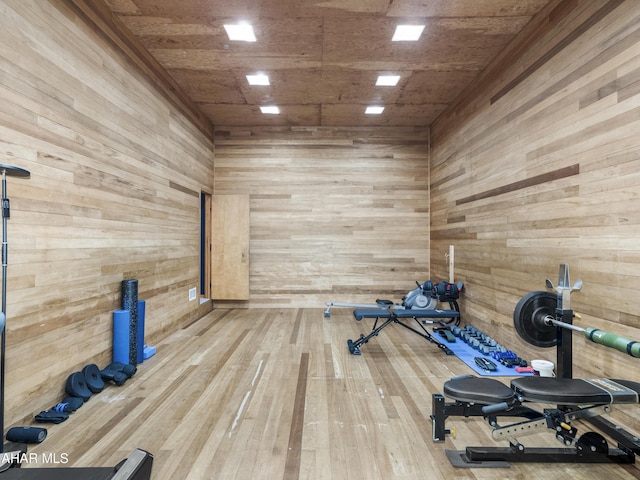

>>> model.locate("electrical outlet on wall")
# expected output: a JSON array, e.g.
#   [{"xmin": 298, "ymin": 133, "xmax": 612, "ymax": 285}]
[{"xmin": 189, "ymin": 287, "xmax": 197, "ymax": 301}]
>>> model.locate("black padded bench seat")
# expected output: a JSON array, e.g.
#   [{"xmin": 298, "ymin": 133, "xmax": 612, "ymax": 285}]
[
  {"xmin": 443, "ymin": 376, "xmax": 514, "ymax": 405},
  {"xmin": 512, "ymin": 377, "xmax": 640, "ymax": 404},
  {"xmin": 443, "ymin": 376, "xmax": 640, "ymax": 406},
  {"xmin": 353, "ymin": 308, "xmax": 460, "ymax": 321}
]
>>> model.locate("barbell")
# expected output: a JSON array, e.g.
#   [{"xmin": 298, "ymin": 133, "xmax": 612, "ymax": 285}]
[{"xmin": 513, "ymin": 291, "xmax": 640, "ymax": 358}]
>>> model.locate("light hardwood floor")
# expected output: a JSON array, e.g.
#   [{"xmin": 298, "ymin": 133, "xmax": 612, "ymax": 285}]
[{"xmin": 21, "ymin": 308, "xmax": 640, "ymax": 479}]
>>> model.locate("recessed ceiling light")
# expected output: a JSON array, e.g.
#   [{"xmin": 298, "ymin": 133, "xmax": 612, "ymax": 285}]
[
  {"xmin": 246, "ymin": 74, "xmax": 270, "ymax": 85},
  {"xmin": 223, "ymin": 23, "xmax": 256, "ymax": 42},
  {"xmin": 392, "ymin": 25, "xmax": 425, "ymax": 41},
  {"xmin": 260, "ymin": 106, "xmax": 280, "ymax": 114},
  {"xmin": 365, "ymin": 106, "xmax": 384, "ymax": 115},
  {"xmin": 376, "ymin": 75, "xmax": 401, "ymax": 86}
]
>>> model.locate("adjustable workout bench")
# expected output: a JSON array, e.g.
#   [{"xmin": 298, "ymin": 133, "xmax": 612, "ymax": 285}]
[
  {"xmin": 347, "ymin": 303, "xmax": 460, "ymax": 355},
  {"xmin": 432, "ymin": 264, "xmax": 640, "ymax": 467},
  {"xmin": 432, "ymin": 375, "xmax": 640, "ymax": 466}
]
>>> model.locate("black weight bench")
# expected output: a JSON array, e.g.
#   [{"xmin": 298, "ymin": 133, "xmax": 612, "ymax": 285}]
[
  {"xmin": 347, "ymin": 308, "xmax": 460, "ymax": 355},
  {"xmin": 431, "ymin": 375, "xmax": 640, "ymax": 467}
]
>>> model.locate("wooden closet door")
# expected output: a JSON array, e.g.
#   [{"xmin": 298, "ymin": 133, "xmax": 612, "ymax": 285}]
[{"xmin": 211, "ymin": 195, "xmax": 250, "ymax": 300}]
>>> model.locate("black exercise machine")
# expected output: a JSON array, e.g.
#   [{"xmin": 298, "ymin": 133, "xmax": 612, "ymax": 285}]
[
  {"xmin": 347, "ymin": 281, "xmax": 462, "ymax": 355},
  {"xmin": 431, "ymin": 264, "xmax": 640, "ymax": 467},
  {"xmin": 325, "ymin": 279, "xmax": 461, "ymax": 317}
]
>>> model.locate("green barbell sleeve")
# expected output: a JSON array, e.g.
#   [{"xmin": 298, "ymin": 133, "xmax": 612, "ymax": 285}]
[{"xmin": 585, "ymin": 327, "xmax": 640, "ymax": 358}]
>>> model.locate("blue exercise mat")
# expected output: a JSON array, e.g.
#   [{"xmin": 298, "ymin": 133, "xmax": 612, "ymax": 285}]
[{"xmin": 442, "ymin": 337, "xmax": 533, "ymax": 377}]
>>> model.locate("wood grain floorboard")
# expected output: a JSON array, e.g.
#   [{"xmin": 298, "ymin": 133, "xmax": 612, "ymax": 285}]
[
  {"xmin": 284, "ymin": 352, "xmax": 309, "ymax": 480},
  {"xmin": 19, "ymin": 308, "xmax": 640, "ymax": 479}
]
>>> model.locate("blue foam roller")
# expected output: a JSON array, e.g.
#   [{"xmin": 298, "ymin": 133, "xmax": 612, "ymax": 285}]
[
  {"xmin": 113, "ymin": 309, "xmax": 130, "ymax": 365},
  {"xmin": 137, "ymin": 300, "xmax": 146, "ymax": 364}
]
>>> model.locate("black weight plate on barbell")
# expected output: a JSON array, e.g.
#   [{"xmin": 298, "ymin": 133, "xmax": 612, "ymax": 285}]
[{"xmin": 513, "ymin": 291, "xmax": 557, "ymax": 348}]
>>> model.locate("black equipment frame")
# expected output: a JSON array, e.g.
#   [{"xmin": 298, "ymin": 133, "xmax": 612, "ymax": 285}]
[
  {"xmin": 0, "ymin": 165, "xmax": 30, "ymax": 466},
  {"xmin": 431, "ymin": 264, "xmax": 640, "ymax": 467},
  {"xmin": 347, "ymin": 299, "xmax": 460, "ymax": 356}
]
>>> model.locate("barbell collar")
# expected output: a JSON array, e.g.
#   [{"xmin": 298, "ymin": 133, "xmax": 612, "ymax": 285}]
[{"xmin": 546, "ymin": 317, "xmax": 585, "ymax": 333}]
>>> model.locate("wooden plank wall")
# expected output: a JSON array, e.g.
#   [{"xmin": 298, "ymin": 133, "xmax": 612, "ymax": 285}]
[
  {"xmin": 429, "ymin": 0, "xmax": 640, "ymax": 380},
  {"xmin": 0, "ymin": 0, "xmax": 214, "ymax": 425},
  {"xmin": 213, "ymin": 126, "xmax": 430, "ymax": 308}
]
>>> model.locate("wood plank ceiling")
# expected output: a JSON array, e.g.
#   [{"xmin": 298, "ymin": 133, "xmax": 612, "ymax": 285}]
[{"xmin": 104, "ymin": 0, "xmax": 551, "ymax": 127}]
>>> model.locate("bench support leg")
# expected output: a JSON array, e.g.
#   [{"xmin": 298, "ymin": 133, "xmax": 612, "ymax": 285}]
[
  {"xmin": 347, "ymin": 317, "xmax": 395, "ymax": 355},
  {"xmin": 451, "ymin": 440, "xmax": 635, "ymax": 467}
]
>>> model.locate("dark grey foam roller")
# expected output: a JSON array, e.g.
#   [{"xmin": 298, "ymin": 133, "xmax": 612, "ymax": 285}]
[{"xmin": 122, "ymin": 279, "xmax": 138, "ymax": 366}]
